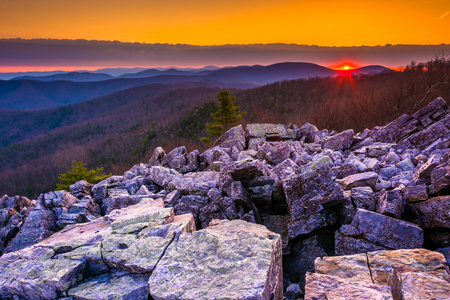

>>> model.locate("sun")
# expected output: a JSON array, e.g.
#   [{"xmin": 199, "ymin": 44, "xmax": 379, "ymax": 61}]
[{"xmin": 344, "ymin": 66, "xmax": 350, "ymax": 70}]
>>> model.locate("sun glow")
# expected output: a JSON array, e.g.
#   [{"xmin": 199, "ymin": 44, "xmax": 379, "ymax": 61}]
[{"xmin": 344, "ymin": 66, "xmax": 350, "ymax": 70}]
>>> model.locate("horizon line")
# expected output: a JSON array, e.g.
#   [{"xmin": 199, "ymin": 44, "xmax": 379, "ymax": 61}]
[
  {"xmin": 0, "ymin": 62, "xmax": 397, "ymax": 75},
  {"xmin": 1, "ymin": 37, "xmax": 449, "ymax": 48}
]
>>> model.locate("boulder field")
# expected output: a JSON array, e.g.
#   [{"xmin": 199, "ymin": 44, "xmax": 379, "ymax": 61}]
[{"xmin": 1, "ymin": 97, "xmax": 450, "ymax": 299}]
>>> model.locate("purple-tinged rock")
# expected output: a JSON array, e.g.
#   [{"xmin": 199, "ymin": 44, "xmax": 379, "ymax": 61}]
[
  {"xmin": 321, "ymin": 129, "xmax": 354, "ymax": 151},
  {"xmin": 405, "ymin": 196, "xmax": 450, "ymax": 228},
  {"xmin": 339, "ymin": 172, "xmax": 378, "ymax": 190},
  {"xmin": 376, "ymin": 189, "xmax": 404, "ymax": 218},
  {"xmin": 402, "ymin": 184, "xmax": 428, "ymax": 202},
  {"xmin": 283, "ymin": 169, "xmax": 343, "ymax": 221},
  {"xmin": 213, "ymin": 125, "xmax": 246, "ymax": 151}
]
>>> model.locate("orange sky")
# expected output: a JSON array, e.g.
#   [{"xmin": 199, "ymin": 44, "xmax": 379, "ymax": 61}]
[{"xmin": 0, "ymin": 0, "xmax": 449, "ymax": 46}]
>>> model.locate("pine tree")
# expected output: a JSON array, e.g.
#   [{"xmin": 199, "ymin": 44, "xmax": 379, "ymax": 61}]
[
  {"xmin": 205, "ymin": 90, "xmax": 246, "ymax": 138},
  {"xmin": 56, "ymin": 161, "xmax": 111, "ymax": 191}
]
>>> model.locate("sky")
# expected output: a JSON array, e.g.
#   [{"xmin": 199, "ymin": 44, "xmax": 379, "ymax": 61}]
[{"xmin": 0, "ymin": 0, "xmax": 449, "ymax": 71}]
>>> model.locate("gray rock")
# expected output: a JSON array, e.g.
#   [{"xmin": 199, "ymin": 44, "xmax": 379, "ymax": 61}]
[
  {"xmin": 376, "ymin": 189, "xmax": 404, "ymax": 218},
  {"xmin": 283, "ymin": 169, "xmax": 343, "ymax": 221},
  {"xmin": 68, "ymin": 273, "xmax": 149, "ymax": 300},
  {"xmin": 5, "ymin": 209, "xmax": 57, "ymax": 253},
  {"xmin": 369, "ymin": 113, "xmax": 419, "ymax": 144},
  {"xmin": 163, "ymin": 189, "xmax": 180, "ymax": 207},
  {"xmin": 200, "ymin": 146, "xmax": 232, "ymax": 166},
  {"xmin": 106, "ymin": 195, "xmax": 156, "ymax": 214},
  {"xmin": 167, "ymin": 171, "xmax": 219, "ymax": 195},
  {"xmin": 147, "ymin": 166, "xmax": 181, "ymax": 188},
  {"xmin": 246, "ymin": 123, "xmax": 290, "ymax": 141},
  {"xmin": 350, "ymin": 187, "xmax": 376, "ymax": 211},
  {"xmin": 397, "ymin": 158, "xmax": 416, "ymax": 172},
  {"xmin": 222, "ymin": 158, "xmax": 271, "ymax": 183},
  {"xmin": 365, "ymin": 142, "xmax": 394, "ymax": 157},
  {"xmin": 271, "ymin": 158, "xmax": 301, "ymax": 183},
  {"xmin": 335, "ymin": 231, "xmax": 387, "ymax": 256},
  {"xmin": 384, "ymin": 151, "xmax": 401, "ymax": 165},
  {"xmin": 405, "ymin": 196, "xmax": 450, "ymax": 228},
  {"xmin": 339, "ymin": 172, "xmax": 378, "ymax": 190},
  {"xmin": 413, "ymin": 154, "xmax": 442, "ymax": 184},
  {"xmin": 321, "ymin": 129, "xmax": 354, "ymax": 151},
  {"xmin": 402, "ymin": 184, "xmax": 428, "ymax": 202},
  {"xmin": 288, "ymin": 209, "xmax": 337, "ymax": 239},
  {"xmin": 286, "ymin": 283, "xmax": 302, "ymax": 300},
  {"xmin": 70, "ymin": 180, "xmax": 93, "ymax": 199},
  {"xmin": 298, "ymin": 122, "xmax": 318, "ymax": 143},
  {"xmin": 259, "ymin": 141, "xmax": 293, "ymax": 165},
  {"xmin": 161, "ymin": 146, "xmax": 187, "ymax": 169},
  {"xmin": 213, "ymin": 124, "xmax": 246, "ymax": 151},
  {"xmin": 379, "ymin": 166, "xmax": 401, "ymax": 180},
  {"xmin": 332, "ymin": 164, "xmax": 359, "ymax": 179},
  {"xmin": 336, "ymin": 209, "xmax": 423, "ymax": 255},
  {"xmin": 263, "ymin": 214, "xmax": 290, "ymax": 255},
  {"xmin": 178, "ymin": 150, "xmax": 200, "ymax": 173},
  {"xmin": 410, "ymin": 121, "xmax": 450, "ymax": 149},
  {"xmin": 430, "ymin": 159, "xmax": 450, "ymax": 195},
  {"xmin": 148, "ymin": 146, "xmax": 165, "ymax": 166},
  {"xmin": 43, "ymin": 190, "xmax": 79, "ymax": 211},
  {"xmin": 135, "ymin": 185, "xmax": 151, "ymax": 196},
  {"xmin": 148, "ymin": 219, "xmax": 283, "ymax": 300},
  {"xmin": 0, "ymin": 247, "xmax": 86, "ymax": 299}
]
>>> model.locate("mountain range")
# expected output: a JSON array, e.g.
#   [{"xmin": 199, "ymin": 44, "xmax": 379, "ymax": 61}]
[{"xmin": 0, "ymin": 62, "xmax": 392, "ymax": 110}]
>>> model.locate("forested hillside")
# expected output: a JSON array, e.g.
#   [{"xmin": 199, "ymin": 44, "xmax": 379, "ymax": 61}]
[{"xmin": 0, "ymin": 57, "xmax": 448, "ymax": 197}]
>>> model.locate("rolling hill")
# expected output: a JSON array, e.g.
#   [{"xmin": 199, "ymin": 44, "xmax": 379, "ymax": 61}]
[{"xmin": 13, "ymin": 72, "xmax": 115, "ymax": 82}]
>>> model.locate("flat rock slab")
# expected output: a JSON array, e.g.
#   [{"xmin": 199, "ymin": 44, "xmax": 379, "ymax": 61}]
[
  {"xmin": 304, "ymin": 272, "xmax": 392, "ymax": 300},
  {"xmin": 367, "ymin": 248, "xmax": 449, "ymax": 285},
  {"xmin": 0, "ymin": 246, "xmax": 86, "ymax": 300},
  {"xmin": 338, "ymin": 209, "xmax": 423, "ymax": 254},
  {"xmin": 0, "ymin": 201, "xmax": 194, "ymax": 300},
  {"xmin": 68, "ymin": 273, "xmax": 150, "ymax": 300},
  {"xmin": 148, "ymin": 219, "xmax": 283, "ymax": 300},
  {"xmin": 305, "ymin": 249, "xmax": 450, "ymax": 300},
  {"xmin": 339, "ymin": 172, "xmax": 378, "ymax": 190}
]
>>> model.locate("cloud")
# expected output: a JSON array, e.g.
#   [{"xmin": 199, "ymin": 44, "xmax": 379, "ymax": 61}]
[
  {"xmin": 0, "ymin": 39, "xmax": 450, "ymax": 70},
  {"xmin": 439, "ymin": 11, "xmax": 449, "ymax": 20}
]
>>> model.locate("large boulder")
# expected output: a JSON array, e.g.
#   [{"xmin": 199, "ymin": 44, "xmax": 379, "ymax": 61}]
[
  {"xmin": 68, "ymin": 273, "xmax": 150, "ymax": 300},
  {"xmin": 0, "ymin": 200, "xmax": 196, "ymax": 300},
  {"xmin": 148, "ymin": 219, "xmax": 283, "ymax": 300},
  {"xmin": 246, "ymin": 123, "xmax": 291, "ymax": 141},
  {"xmin": 213, "ymin": 125, "xmax": 246, "ymax": 151},
  {"xmin": 70, "ymin": 180, "xmax": 93, "ymax": 199},
  {"xmin": 305, "ymin": 248, "xmax": 449, "ymax": 300},
  {"xmin": 335, "ymin": 209, "xmax": 423, "ymax": 255},
  {"xmin": 5, "ymin": 209, "xmax": 57, "ymax": 253}
]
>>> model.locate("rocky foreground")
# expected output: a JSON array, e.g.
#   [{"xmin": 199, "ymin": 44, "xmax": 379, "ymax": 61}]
[{"xmin": 1, "ymin": 97, "xmax": 450, "ymax": 299}]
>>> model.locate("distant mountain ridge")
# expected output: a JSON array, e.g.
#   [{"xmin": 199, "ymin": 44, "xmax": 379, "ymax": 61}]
[
  {"xmin": 0, "ymin": 62, "xmax": 392, "ymax": 110},
  {"xmin": 13, "ymin": 72, "xmax": 115, "ymax": 82}
]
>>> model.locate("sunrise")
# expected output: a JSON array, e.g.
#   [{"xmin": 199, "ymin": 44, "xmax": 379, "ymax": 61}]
[{"xmin": 0, "ymin": 0, "xmax": 449, "ymax": 299}]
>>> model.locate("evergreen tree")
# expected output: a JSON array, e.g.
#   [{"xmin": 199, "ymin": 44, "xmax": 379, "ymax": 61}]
[
  {"xmin": 205, "ymin": 90, "xmax": 246, "ymax": 138},
  {"xmin": 56, "ymin": 161, "xmax": 111, "ymax": 191}
]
